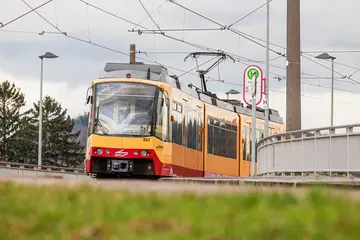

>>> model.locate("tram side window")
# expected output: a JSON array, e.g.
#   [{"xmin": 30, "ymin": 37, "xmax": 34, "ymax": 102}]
[
  {"xmin": 207, "ymin": 118, "xmax": 214, "ymax": 154},
  {"xmin": 155, "ymin": 91, "xmax": 169, "ymax": 141},
  {"xmin": 218, "ymin": 123, "xmax": 226, "ymax": 156},
  {"xmin": 226, "ymin": 124, "xmax": 236, "ymax": 159},
  {"xmin": 242, "ymin": 127, "xmax": 247, "ymax": 160},
  {"xmin": 197, "ymin": 107, "xmax": 203, "ymax": 152},
  {"xmin": 162, "ymin": 97, "xmax": 169, "ymax": 141},
  {"xmin": 171, "ymin": 101, "xmax": 182, "ymax": 145},
  {"xmin": 225, "ymin": 123, "xmax": 237, "ymax": 159},
  {"xmin": 187, "ymin": 107, "xmax": 197, "ymax": 150},
  {"xmin": 207, "ymin": 116, "xmax": 237, "ymax": 159},
  {"xmin": 213, "ymin": 120, "xmax": 220, "ymax": 155}
]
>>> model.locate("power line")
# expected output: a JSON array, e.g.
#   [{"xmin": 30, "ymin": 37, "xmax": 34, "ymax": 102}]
[
  {"xmin": 302, "ymin": 52, "xmax": 360, "ymax": 81},
  {"xmin": 138, "ymin": 51, "xmax": 282, "ymax": 62},
  {"xmin": 178, "ymin": 56, "xmax": 218, "ymax": 77},
  {"xmin": 236, "ymin": 30, "xmax": 285, "ymax": 50},
  {"xmin": 20, "ymin": 0, "xmax": 360, "ymax": 97},
  {"xmin": 349, "ymin": 68, "xmax": 360, "ymax": 78},
  {"xmin": 137, "ymin": 0, "xmax": 162, "ymax": 32},
  {"xmin": 77, "ymin": 0, "xmax": 291, "ymax": 74},
  {"xmin": 137, "ymin": 51, "xmax": 191, "ymax": 54},
  {"xmin": 228, "ymin": 0, "xmax": 274, "ymax": 28},
  {"xmin": 78, "ymin": 0, "xmax": 141, "ymax": 27},
  {"xmin": 302, "ymin": 52, "xmax": 360, "ymax": 71},
  {"xmin": 77, "ymin": 2, "xmax": 360, "ymax": 76},
  {"xmin": 302, "ymin": 50, "xmax": 360, "ymax": 54},
  {"xmin": 301, "ymin": 54, "xmax": 347, "ymax": 77},
  {"xmin": 0, "ymin": 29, "xmax": 39, "ymax": 34},
  {"xmin": 133, "ymin": 27, "xmax": 225, "ymax": 32},
  {"xmin": 131, "ymin": 0, "xmax": 169, "ymax": 30},
  {"xmin": 0, "ymin": 29, "xmax": 67, "ymax": 35},
  {"xmin": 79, "ymin": 0, "xmax": 275, "ymax": 64},
  {"xmin": 301, "ymin": 54, "xmax": 360, "ymax": 84},
  {"xmin": 20, "ymin": 0, "xmax": 232, "ymax": 86},
  {"xmin": 206, "ymin": 79, "xmax": 360, "ymax": 107},
  {"xmin": 168, "ymin": 0, "xmax": 285, "ymax": 57},
  {"xmin": 301, "ymin": 82, "xmax": 360, "ymax": 94},
  {"xmin": 0, "ymin": 0, "xmax": 52, "ymax": 29},
  {"xmin": 78, "ymin": 1, "xmax": 214, "ymax": 52},
  {"xmin": 21, "ymin": 0, "xmax": 62, "ymax": 32},
  {"xmin": 15, "ymin": 1, "xmax": 360, "ymax": 106}
]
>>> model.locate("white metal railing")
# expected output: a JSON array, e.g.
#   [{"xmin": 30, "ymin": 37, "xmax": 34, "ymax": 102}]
[
  {"xmin": 256, "ymin": 124, "xmax": 360, "ymax": 177},
  {"xmin": 0, "ymin": 161, "xmax": 89, "ymax": 180}
]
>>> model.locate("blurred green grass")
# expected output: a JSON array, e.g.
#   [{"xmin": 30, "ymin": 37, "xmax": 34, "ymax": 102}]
[{"xmin": 0, "ymin": 181, "xmax": 359, "ymax": 240}]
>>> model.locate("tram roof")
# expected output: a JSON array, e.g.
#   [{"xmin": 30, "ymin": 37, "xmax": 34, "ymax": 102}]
[{"xmin": 98, "ymin": 62, "xmax": 284, "ymax": 124}]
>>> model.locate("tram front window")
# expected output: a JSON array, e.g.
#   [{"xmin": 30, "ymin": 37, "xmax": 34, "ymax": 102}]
[{"xmin": 93, "ymin": 82, "xmax": 157, "ymax": 136}]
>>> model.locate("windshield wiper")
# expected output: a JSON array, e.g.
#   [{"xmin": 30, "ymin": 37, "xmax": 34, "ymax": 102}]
[
  {"xmin": 140, "ymin": 121, "xmax": 153, "ymax": 136},
  {"xmin": 94, "ymin": 105, "xmax": 108, "ymax": 135}
]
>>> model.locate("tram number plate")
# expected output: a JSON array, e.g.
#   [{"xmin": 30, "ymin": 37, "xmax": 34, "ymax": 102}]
[{"xmin": 143, "ymin": 138, "xmax": 150, "ymax": 142}]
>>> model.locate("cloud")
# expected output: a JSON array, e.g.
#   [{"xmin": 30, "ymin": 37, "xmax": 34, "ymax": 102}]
[
  {"xmin": 215, "ymin": 87, "xmax": 360, "ymax": 129},
  {"xmin": 2, "ymin": 65, "xmax": 360, "ymax": 131},
  {"xmin": 0, "ymin": 69, "xmax": 88, "ymax": 117},
  {"xmin": 1, "ymin": 0, "xmax": 360, "ymax": 128}
]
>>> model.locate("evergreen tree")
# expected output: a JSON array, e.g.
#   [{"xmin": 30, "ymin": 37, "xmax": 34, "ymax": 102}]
[
  {"xmin": 73, "ymin": 112, "xmax": 89, "ymax": 153},
  {"xmin": 0, "ymin": 80, "xmax": 30, "ymax": 162},
  {"xmin": 74, "ymin": 112, "xmax": 89, "ymax": 126},
  {"xmin": 29, "ymin": 96, "xmax": 84, "ymax": 167},
  {"xmin": 11, "ymin": 113, "xmax": 38, "ymax": 164}
]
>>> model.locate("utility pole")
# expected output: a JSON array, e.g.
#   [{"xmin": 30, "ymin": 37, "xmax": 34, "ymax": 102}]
[
  {"xmin": 129, "ymin": 44, "xmax": 144, "ymax": 64},
  {"xmin": 286, "ymin": 0, "xmax": 301, "ymax": 132},
  {"xmin": 264, "ymin": 0, "xmax": 270, "ymax": 137},
  {"xmin": 130, "ymin": 44, "xmax": 136, "ymax": 64}
]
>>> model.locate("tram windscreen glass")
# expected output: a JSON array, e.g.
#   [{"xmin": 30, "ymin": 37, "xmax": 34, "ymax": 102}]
[{"xmin": 93, "ymin": 82, "xmax": 157, "ymax": 136}]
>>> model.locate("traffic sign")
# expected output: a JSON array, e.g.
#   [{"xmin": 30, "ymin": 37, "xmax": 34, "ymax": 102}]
[{"xmin": 243, "ymin": 65, "xmax": 266, "ymax": 106}]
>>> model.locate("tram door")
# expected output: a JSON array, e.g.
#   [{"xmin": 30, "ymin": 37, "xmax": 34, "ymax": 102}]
[
  {"xmin": 197, "ymin": 105, "xmax": 204, "ymax": 175},
  {"xmin": 180, "ymin": 100, "xmax": 204, "ymax": 177},
  {"xmin": 181, "ymin": 99, "xmax": 188, "ymax": 177}
]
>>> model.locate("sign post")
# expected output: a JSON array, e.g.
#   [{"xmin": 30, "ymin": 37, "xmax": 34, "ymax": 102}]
[
  {"xmin": 243, "ymin": 65, "xmax": 265, "ymax": 177},
  {"xmin": 251, "ymin": 72, "xmax": 257, "ymax": 177}
]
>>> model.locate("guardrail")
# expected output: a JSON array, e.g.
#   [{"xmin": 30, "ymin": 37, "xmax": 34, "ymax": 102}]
[
  {"xmin": 159, "ymin": 176, "xmax": 360, "ymax": 188},
  {"xmin": 256, "ymin": 124, "xmax": 360, "ymax": 177},
  {"xmin": 0, "ymin": 161, "xmax": 89, "ymax": 180}
]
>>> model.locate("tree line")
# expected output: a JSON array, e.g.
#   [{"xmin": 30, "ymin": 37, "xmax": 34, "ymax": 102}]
[{"xmin": 0, "ymin": 80, "xmax": 87, "ymax": 168}]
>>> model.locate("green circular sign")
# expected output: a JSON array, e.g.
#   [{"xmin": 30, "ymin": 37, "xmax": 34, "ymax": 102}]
[{"xmin": 247, "ymin": 68, "xmax": 260, "ymax": 80}]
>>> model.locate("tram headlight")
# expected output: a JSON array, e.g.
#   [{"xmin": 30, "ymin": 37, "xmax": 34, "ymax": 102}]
[
  {"xmin": 95, "ymin": 148, "xmax": 103, "ymax": 154},
  {"xmin": 134, "ymin": 151, "xmax": 139, "ymax": 156},
  {"xmin": 141, "ymin": 150, "xmax": 148, "ymax": 156}
]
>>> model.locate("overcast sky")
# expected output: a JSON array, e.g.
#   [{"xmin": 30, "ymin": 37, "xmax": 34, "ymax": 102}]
[{"xmin": 1, "ymin": 0, "xmax": 360, "ymax": 129}]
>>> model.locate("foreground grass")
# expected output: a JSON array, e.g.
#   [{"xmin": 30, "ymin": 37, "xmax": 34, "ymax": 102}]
[{"xmin": 0, "ymin": 182, "xmax": 359, "ymax": 240}]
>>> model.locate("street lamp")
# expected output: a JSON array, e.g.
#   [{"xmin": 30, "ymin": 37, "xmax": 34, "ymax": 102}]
[
  {"xmin": 38, "ymin": 52, "xmax": 58, "ymax": 167},
  {"xmin": 315, "ymin": 53, "xmax": 336, "ymax": 126},
  {"xmin": 225, "ymin": 89, "xmax": 240, "ymax": 99}
]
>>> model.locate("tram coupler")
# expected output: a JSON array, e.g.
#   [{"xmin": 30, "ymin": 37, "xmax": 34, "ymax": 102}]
[{"xmin": 107, "ymin": 159, "xmax": 134, "ymax": 173}]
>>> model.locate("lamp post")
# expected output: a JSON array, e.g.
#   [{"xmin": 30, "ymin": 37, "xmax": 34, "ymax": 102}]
[
  {"xmin": 38, "ymin": 52, "xmax": 58, "ymax": 167},
  {"xmin": 315, "ymin": 53, "xmax": 336, "ymax": 126},
  {"xmin": 264, "ymin": 0, "xmax": 270, "ymax": 137},
  {"xmin": 225, "ymin": 89, "xmax": 240, "ymax": 100}
]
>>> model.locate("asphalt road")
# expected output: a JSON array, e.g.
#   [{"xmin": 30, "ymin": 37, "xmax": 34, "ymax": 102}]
[{"xmin": 3, "ymin": 176, "xmax": 360, "ymax": 199}]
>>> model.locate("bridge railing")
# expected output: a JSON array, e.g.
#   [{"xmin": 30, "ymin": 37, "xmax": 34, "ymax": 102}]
[
  {"xmin": 256, "ymin": 124, "xmax": 360, "ymax": 177},
  {"xmin": 0, "ymin": 161, "xmax": 89, "ymax": 179}
]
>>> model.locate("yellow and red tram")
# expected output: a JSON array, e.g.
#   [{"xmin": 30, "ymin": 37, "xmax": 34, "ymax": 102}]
[{"xmin": 84, "ymin": 62, "xmax": 285, "ymax": 178}]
